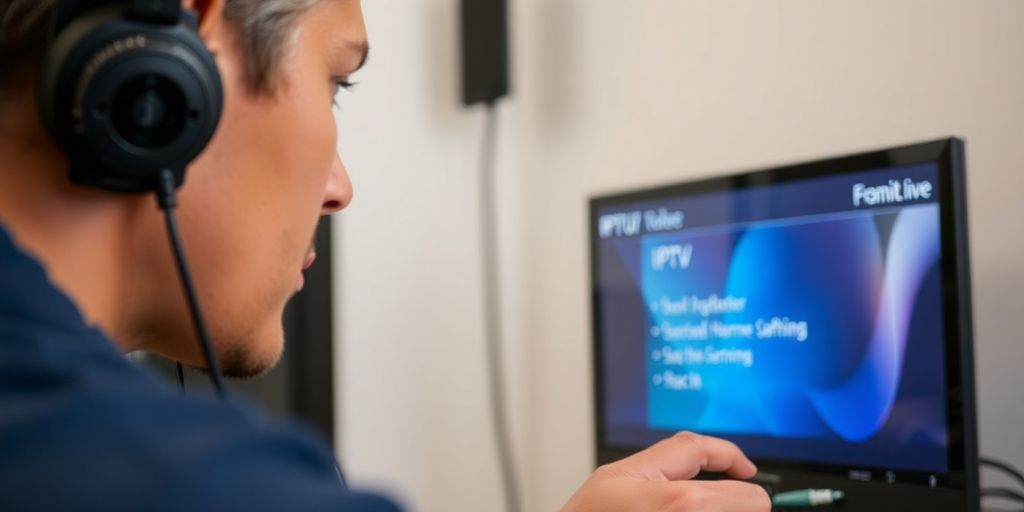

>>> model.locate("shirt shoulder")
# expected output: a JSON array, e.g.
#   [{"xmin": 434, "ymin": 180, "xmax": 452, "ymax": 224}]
[
  {"xmin": 0, "ymin": 364, "xmax": 402, "ymax": 512},
  {"xmin": 0, "ymin": 224, "xmax": 400, "ymax": 511}
]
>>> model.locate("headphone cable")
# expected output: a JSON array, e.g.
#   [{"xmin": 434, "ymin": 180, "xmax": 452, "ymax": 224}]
[
  {"xmin": 176, "ymin": 362, "xmax": 185, "ymax": 390},
  {"xmin": 156, "ymin": 169, "xmax": 226, "ymax": 397}
]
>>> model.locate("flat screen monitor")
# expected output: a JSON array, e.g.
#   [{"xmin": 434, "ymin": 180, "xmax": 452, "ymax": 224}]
[{"xmin": 589, "ymin": 138, "xmax": 978, "ymax": 511}]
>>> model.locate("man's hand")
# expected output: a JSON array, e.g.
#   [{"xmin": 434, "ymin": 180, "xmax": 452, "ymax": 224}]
[{"xmin": 561, "ymin": 432, "xmax": 770, "ymax": 512}]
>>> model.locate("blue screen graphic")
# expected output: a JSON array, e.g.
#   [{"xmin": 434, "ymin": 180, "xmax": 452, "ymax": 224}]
[{"xmin": 595, "ymin": 163, "xmax": 950, "ymax": 474}]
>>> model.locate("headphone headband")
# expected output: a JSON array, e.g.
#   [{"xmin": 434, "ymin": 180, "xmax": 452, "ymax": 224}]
[
  {"xmin": 127, "ymin": 0, "xmax": 182, "ymax": 25},
  {"xmin": 53, "ymin": 0, "xmax": 182, "ymax": 30}
]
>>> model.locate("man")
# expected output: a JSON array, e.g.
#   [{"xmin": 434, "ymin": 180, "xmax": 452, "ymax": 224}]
[{"xmin": 0, "ymin": 0, "xmax": 770, "ymax": 510}]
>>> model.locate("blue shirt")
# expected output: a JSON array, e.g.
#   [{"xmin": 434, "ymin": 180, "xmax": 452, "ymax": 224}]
[{"xmin": 0, "ymin": 224, "xmax": 401, "ymax": 511}]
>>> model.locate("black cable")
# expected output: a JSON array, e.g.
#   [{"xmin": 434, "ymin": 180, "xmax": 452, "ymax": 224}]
[
  {"xmin": 156, "ymin": 169, "xmax": 225, "ymax": 397},
  {"xmin": 982, "ymin": 457, "xmax": 1024, "ymax": 491},
  {"xmin": 982, "ymin": 487, "xmax": 1024, "ymax": 512},
  {"xmin": 478, "ymin": 102, "xmax": 520, "ymax": 512},
  {"xmin": 176, "ymin": 362, "xmax": 185, "ymax": 390},
  {"xmin": 983, "ymin": 487, "xmax": 1024, "ymax": 502}
]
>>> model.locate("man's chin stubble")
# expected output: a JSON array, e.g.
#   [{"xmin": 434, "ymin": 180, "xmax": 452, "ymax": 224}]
[{"xmin": 193, "ymin": 336, "xmax": 285, "ymax": 380}]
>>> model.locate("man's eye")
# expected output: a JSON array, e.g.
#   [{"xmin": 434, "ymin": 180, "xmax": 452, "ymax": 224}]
[{"xmin": 332, "ymin": 79, "xmax": 356, "ymax": 109}]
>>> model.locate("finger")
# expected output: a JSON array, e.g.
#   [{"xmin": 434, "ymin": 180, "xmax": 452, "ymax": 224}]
[
  {"xmin": 655, "ymin": 479, "xmax": 771, "ymax": 512},
  {"xmin": 614, "ymin": 432, "xmax": 758, "ymax": 481}
]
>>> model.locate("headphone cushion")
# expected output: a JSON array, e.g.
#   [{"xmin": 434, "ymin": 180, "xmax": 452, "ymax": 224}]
[{"xmin": 38, "ymin": 5, "xmax": 222, "ymax": 192}]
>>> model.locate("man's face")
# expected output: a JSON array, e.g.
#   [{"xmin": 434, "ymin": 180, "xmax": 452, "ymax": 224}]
[{"xmin": 128, "ymin": 0, "xmax": 367, "ymax": 377}]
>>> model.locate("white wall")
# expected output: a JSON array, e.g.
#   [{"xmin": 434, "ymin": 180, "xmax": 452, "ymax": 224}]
[
  {"xmin": 335, "ymin": 1, "xmax": 1024, "ymax": 511},
  {"xmin": 332, "ymin": 1, "xmax": 529, "ymax": 509}
]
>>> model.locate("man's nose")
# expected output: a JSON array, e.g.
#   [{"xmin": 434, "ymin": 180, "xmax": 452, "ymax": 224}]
[{"xmin": 322, "ymin": 153, "xmax": 353, "ymax": 215}]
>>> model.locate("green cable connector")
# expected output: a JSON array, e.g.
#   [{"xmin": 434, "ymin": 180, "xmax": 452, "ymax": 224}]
[{"xmin": 772, "ymin": 489, "xmax": 845, "ymax": 508}]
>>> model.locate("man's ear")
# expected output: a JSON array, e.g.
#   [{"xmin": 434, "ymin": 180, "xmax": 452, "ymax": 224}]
[{"xmin": 181, "ymin": 0, "xmax": 226, "ymax": 51}]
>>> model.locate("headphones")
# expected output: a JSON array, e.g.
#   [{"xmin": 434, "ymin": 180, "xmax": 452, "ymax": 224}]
[
  {"xmin": 37, "ymin": 0, "xmax": 227, "ymax": 395},
  {"xmin": 38, "ymin": 0, "xmax": 223, "ymax": 194}
]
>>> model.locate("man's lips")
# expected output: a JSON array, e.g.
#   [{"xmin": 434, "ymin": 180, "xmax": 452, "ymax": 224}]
[{"xmin": 297, "ymin": 252, "xmax": 316, "ymax": 292}]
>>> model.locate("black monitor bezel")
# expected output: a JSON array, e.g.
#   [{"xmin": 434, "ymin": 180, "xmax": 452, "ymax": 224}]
[{"xmin": 588, "ymin": 138, "xmax": 977, "ymax": 503}]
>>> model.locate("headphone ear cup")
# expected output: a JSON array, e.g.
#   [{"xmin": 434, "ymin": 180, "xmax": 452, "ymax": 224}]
[{"xmin": 38, "ymin": 5, "xmax": 222, "ymax": 193}]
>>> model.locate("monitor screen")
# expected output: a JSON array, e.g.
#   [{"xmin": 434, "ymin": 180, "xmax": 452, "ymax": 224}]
[{"xmin": 590, "ymin": 139, "xmax": 977, "ymax": 498}]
